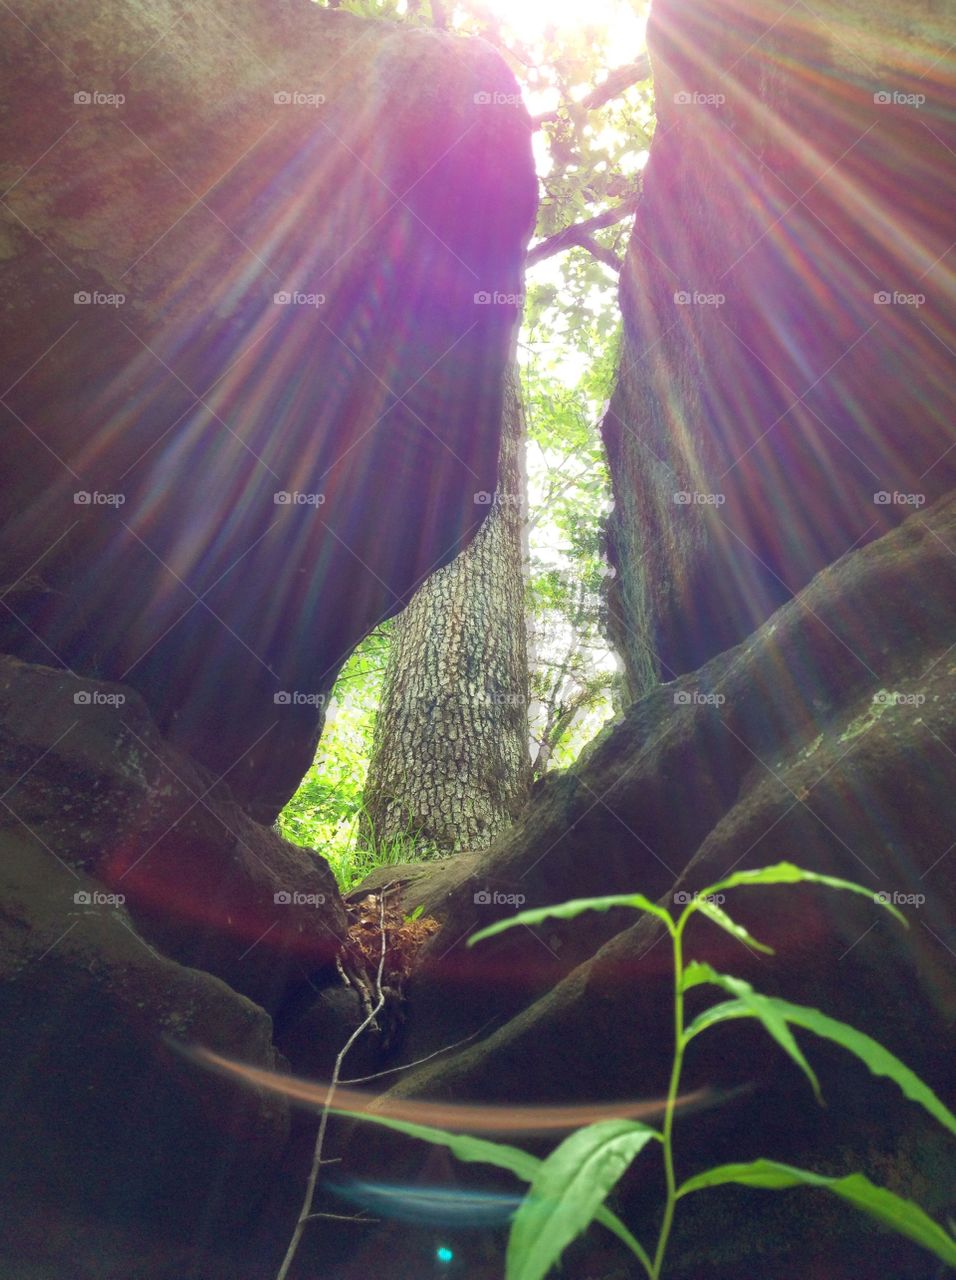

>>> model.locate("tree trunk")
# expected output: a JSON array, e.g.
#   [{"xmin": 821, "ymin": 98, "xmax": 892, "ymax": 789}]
[{"xmin": 360, "ymin": 362, "xmax": 531, "ymax": 853}]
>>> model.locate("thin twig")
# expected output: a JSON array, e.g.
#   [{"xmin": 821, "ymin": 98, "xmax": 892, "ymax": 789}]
[
  {"xmin": 276, "ymin": 894, "xmax": 389, "ymax": 1280},
  {"xmin": 303, "ymin": 1211, "xmax": 375, "ymax": 1223},
  {"xmin": 340, "ymin": 1017, "xmax": 499, "ymax": 1086}
]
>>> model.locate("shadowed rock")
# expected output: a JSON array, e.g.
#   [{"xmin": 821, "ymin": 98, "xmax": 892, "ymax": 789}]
[
  {"xmin": 0, "ymin": 0, "xmax": 536, "ymax": 822},
  {"xmin": 337, "ymin": 495, "xmax": 956, "ymax": 1279},
  {"xmin": 0, "ymin": 653, "xmax": 346, "ymax": 1011},
  {"xmin": 602, "ymin": 0, "xmax": 956, "ymax": 694},
  {"xmin": 0, "ymin": 826, "xmax": 288, "ymax": 1279}
]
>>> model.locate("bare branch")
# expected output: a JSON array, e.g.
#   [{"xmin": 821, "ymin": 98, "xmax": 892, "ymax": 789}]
[
  {"xmin": 575, "ymin": 234, "xmax": 624, "ymax": 272},
  {"xmin": 527, "ymin": 461, "xmax": 594, "ymax": 533},
  {"xmin": 532, "ymin": 55, "xmax": 651, "ymax": 128},
  {"xmin": 277, "ymin": 895, "xmax": 389, "ymax": 1280},
  {"xmin": 341, "ymin": 1018, "xmax": 498, "ymax": 1086},
  {"xmin": 526, "ymin": 196, "xmax": 639, "ymax": 269}
]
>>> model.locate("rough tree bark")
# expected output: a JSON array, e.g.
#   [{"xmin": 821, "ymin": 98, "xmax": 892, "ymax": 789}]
[{"xmin": 360, "ymin": 361, "xmax": 531, "ymax": 853}]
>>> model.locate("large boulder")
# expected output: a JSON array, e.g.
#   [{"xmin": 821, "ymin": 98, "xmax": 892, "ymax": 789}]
[
  {"xmin": 601, "ymin": 0, "xmax": 956, "ymax": 695},
  {"xmin": 0, "ymin": 654, "xmax": 345, "ymax": 1013},
  {"xmin": 0, "ymin": 0, "xmax": 536, "ymax": 821},
  {"xmin": 0, "ymin": 826, "xmax": 288, "ymax": 1280},
  {"xmin": 0, "ymin": 7, "xmax": 537, "ymax": 1275},
  {"xmin": 329, "ymin": 494, "xmax": 956, "ymax": 1278}
]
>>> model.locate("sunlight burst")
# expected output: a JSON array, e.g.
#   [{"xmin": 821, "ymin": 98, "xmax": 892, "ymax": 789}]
[{"xmin": 481, "ymin": 0, "xmax": 646, "ymax": 50}]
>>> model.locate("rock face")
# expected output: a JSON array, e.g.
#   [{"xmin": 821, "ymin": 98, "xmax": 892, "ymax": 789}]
[
  {"xmin": 0, "ymin": 825, "xmax": 289, "ymax": 1280},
  {"xmin": 0, "ymin": 0, "xmax": 536, "ymax": 822},
  {"xmin": 0, "ymin": 4, "xmax": 535, "ymax": 1276},
  {"xmin": 602, "ymin": 0, "xmax": 956, "ymax": 696},
  {"xmin": 333, "ymin": 494, "xmax": 956, "ymax": 1279},
  {"xmin": 0, "ymin": 655, "xmax": 346, "ymax": 1012},
  {"xmin": 1, "ymin": 2, "xmax": 952, "ymax": 1279}
]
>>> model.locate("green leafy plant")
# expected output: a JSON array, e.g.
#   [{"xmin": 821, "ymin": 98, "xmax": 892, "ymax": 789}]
[
  {"xmin": 318, "ymin": 806, "xmax": 430, "ymax": 895},
  {"xmin": 339, "ymin": 863, "xmax": 956, "ymax": 1278},
  {"xmin": 277, "ymin": 631, "xmax": 390, "ymax": 871}
]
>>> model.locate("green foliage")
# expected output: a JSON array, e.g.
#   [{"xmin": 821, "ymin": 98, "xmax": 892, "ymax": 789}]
[
  {"xmin": 343, "ymin": 864, "xmax": 956, "ymax": 1277},
  {"xmin": 326, "ymin": 1105, "xmax": 651, "ymax": 1262},
  {"xmin": 682, "ymin": 961, "xmax": 826, "ymax": 1104},
  {"xmin": 319, "ymin": 813, "xmax": 426, "ymax": 894},
  {"xmin": 676, "ymin": 1163, "xmax": 956, "ymax": 1267},
  {"xmin": 507, "ymin": 1119, "xmax": 659, "ymax": 1280},
  {"xmin": 277, "ymin": 628, "xmax": 425, "ymax": 891},
  {"xmin": 277, "ymin": 629, "xmax": 389, "ymax": 848},
  {"xmin": 682, "ymin": 977, "xmax": 956, "ymax": 1139},
  {"xmin": 466, "ymin": 889, "xmax": 672, "ymax": 935},
  {"xmin": 522, "ymin": 324, "xmax": 623, "ymax": 773}
]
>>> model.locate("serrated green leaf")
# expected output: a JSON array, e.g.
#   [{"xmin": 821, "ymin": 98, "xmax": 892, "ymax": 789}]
[
  {"xmin": 680, "ymin": 962, "xmax": 956, "ymax": 1136},
  {"xmin": 334, "ymin": 1109, "xmax": 646, "ymax": 1264},
  {"xmin": 761, "ymin": 999, "xmax": 956, "ymax": 1137},
  {"xmin": 692, "ymin": 898, "xmax": 775, "ymax": 954},
  {"xmin": 683, "ymin": 996, "xmax": 753, "ymax": 1042},
  {"xmin": 698, "ymin": 863, "xmax": 907, "ymax": 928},
  {"xmin": 681, "ymin": 962, "xmax": 822, "ymax": 1103},
  {"xmin": 588, "ymin": 1204, "xmax": 651, "ymax": 1275},
  {"xmin": 676, "ymin": 1160, "xmax": 956, "ymax": 1267},
  {"xmin": 680, "ymin": 978, "xmax": 956, "ymax": 1137},
  {"xmin": 507, "ymin": 1120, "xmax": 657, "ymax": 1280},
  {"xmin": 333, "ymin": 1109, "xmax": 540, "ymax": 1181},
  {"xmin": 469, "ymin": 893, "xmax": 673, "ymax": 947}
]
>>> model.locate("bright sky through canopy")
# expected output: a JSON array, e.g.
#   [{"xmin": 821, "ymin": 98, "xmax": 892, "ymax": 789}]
[{"xmin": 480, "ymin": 0, "xmax": 646, "ymax": 54}]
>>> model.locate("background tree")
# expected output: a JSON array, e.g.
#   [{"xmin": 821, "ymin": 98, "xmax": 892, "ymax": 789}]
[
  {"xmin": 523, "ymin": 305, "xmax": 624, "ymax": 775},
  {"xmin": 359, "ymin": 363, "xmax": 531, "ymax": 853}
]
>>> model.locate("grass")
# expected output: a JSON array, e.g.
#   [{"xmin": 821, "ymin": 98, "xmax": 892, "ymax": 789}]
[{"xmin": 278, "ymin": 799, "xmax": 437, "ymax": 895}]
